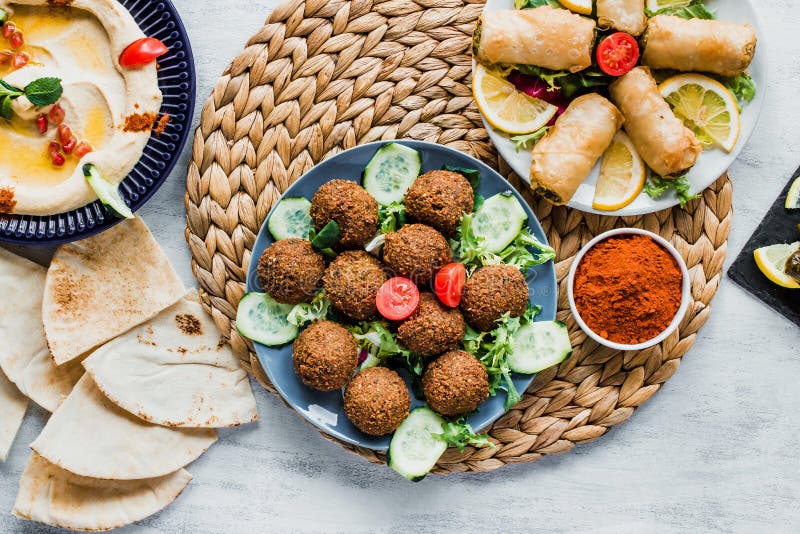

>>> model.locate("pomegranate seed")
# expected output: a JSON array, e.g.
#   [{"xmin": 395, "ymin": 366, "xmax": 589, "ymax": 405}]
[
  {"xmin": 11, "ymin": 52, "xmax": 27, "ymax": 68},
  {"xmin": 62, "ymin": 136, "xmax": 76, "ymax": 154},
  {"xmin": 48, "ymin": 103, "xmax": 65, "ymax": 125},
  {"xmin": 36, "ymin": 114, "xmax": 47, "ymax": 134},
  {"xmin": 9, "ymin": 31, "xmax": 22, "ymax": 49},
  {"xmin": 57, "ymin": 123, "xmax": 72, "ymax": 144},
  {"xmin": 51, "ymin": 152, "xmax": 65, "ymax": 166},
  {"xmin": 74, "ymin": 140, "xmax": 93, "ymax": 158},
  {"xmin": 3, "ymin": 22, "xmax": 15, "ymax": 39},
  {"xmin": 0, "ymin": 50, "xmax": 11, "ymax": 64}
]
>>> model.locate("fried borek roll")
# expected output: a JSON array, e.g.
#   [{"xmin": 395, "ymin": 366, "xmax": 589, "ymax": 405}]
[{"xmin": 596, "ymin": 0, "xmax": 647, "ymax": 36}]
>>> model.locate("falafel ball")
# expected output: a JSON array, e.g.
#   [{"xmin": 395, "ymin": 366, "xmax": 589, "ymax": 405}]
[
  {"xmin": 423, "ymin": 350, "xmax": 490, "ymax": 417},
  {"xmin": 293, "ymin": 320, "xmax": 358, "ymax": 391},
  {"xmin": 382, "ymin": 224, "xmax": 451, "ymax": 286},
  {"xmin": 404, "ymin": 170, "xmax": 474, "ymax": 237},
  {"xmin": 460, "ymin": 264, "xmax": 529, "ymax": 331},
  {"xmin": 310, "ymin": 179, "xmax": 379, "ymax": 249},
  {"xmin": 257, "ymin": 238, "xmax": 325, "ymax": 304},
  {"xmin": 323, "ymin": 250, "xmax": 387, "ymax": 320},
  {"xmin": 344, "ymin": 366, "xmax": 411, "ymax": 435},
  {"xmin": 397, "ymin": 293, "xmax": 465, "ymax": 356}
]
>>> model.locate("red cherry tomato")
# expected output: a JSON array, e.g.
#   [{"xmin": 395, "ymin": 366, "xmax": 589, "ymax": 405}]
[
  {"xmin": 434, "ymin": 263, "xmax": 466, "ymax": 308},
  {"xmin": 119, "ymin": 37, "xmax": 169, "ymax": 68},
  {"xmin": 376, "ymin": 277, "xmax": 420, "ymax": 321},
  {"xmin": 596, "ymin": 32, "xmax": 640, "ymax": 77}
]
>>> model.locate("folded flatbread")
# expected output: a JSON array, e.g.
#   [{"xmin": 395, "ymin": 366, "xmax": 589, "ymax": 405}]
[
  {"xmin": 84, "ymin": 290, "xmax": 258, "ymax": 428},
  {"xmin": 31, "ymin": 375, "xmax": 216, "ymax": 480},
  {"xmin": 0, "ymin": 248, "xmax": 83, "ymax": 412},
  {"xmin": 14, "ymin": 453, "xmax": 191, "ymax": 532},
  {"xmin": 0, "ymin": 369, "xmax": 27, "ymax": 462},
  {"xmin": 43, "ymin": 218, "xmax": 185, "ymax": 365}
]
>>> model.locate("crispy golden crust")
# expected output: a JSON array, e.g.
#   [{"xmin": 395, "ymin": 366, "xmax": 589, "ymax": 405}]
[
  {"xmin": 397, "ymin": 293, "xmax": 465, "ymax": 356},
  {"xmin": 323, "ymin": 251, "xmax": 387, "ymax": 320},
  {"xmin": 292, "ymin": 321, "xmax": 358, "ymax": 391},
  {"xmin": 310, "ymin": 179, "xmax": 379, "ymax": 249},
  {"xmin": 383, "ymin": 224, "xmax": 452, "ymax": 286},
  {"xmin": 460, "ymin": 265, "xmax": 528, "ymax": 331},
  {"xmin": 423, "ymin": 350, "xmax": 489, "ymax": 417},
  {"xmin": 344, "ymin": 367, "xmax": 410, "ymax": 435},
  {"xmin": 257, "ymin": 239, "xmax": 325, "ymax": 305},
  {"xmin": 404, "ymin": 170, "xmax": 474, "ymax": 237}
]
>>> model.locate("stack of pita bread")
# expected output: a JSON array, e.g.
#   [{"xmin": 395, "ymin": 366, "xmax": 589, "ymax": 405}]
[{"xmin": 1, "ymin": 218, "xmax": 258, "ymax": 531}]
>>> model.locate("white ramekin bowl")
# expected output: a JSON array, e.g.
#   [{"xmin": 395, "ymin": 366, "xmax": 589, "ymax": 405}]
[{"xmin": 566, "ymin": 228, "xmax": 692, "ymax": 352}]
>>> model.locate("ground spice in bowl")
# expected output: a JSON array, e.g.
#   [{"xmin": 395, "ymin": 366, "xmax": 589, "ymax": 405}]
[{"xmin": 572, "ymin": 234, "xmax": 683, "ymax": 345}]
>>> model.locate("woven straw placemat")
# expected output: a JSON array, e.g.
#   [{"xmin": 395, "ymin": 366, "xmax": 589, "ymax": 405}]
[{"xmin": 185, "ymin": 0, "xmax": 732, "ymax": 474}]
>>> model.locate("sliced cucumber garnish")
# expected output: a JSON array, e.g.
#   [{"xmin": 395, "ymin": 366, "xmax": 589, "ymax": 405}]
[
  {"xmin": 363, "ymin": 143, "xmax": 421, "ymax": 205},
  {"xmin": 508, "ymin": 321, "xmax": 572, "ymax": 374},
  {"xmin": 388, "ymin": 407, "xmax": 448, "ymax": 481},
  {"xmin": 236, "ymin": 292, "xmax": 299, "ymax": 346},
  {"xmin": 268, "ymin": 197, "xmax": 313, "ymax": 241},
  {"xmin": 83, "ymin": 164, "xmax": 134, "ymax": 219},
  {"xmin": 471, "ymin": 192, "xmax": 527, "ymax": 253}
]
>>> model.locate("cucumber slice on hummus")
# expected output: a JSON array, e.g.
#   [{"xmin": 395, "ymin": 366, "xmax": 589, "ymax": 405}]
[{"xmin": 83, "ymin": 164, "xmax": 134, "ymax": 219}]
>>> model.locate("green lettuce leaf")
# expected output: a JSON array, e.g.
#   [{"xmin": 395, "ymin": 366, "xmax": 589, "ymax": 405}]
[
  {"xmin": 644, "ymin": 174, "xmax": 701, "ymax": 208},
  {"xmin": 510, "ymin": 126, "xmax": 550, "ymax": 152},
  {"xmin": 434, "ymin": 419, "xmax": 495, "ymax": 452},
  {"xmin": 720, "ymin": 73, "xmax": 756, "ymax": 111},
  {"xmin": 645, "ymin": 0, "xmax": 715, "ymax": 19}
]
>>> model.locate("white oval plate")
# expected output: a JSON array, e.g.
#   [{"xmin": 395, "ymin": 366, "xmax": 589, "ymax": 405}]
[{"xmin": 477, "ymin": 0, "xmax": 766, "ymax": 215}]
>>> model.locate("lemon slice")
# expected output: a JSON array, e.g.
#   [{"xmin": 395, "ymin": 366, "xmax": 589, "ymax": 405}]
[
  {"xmin": 473, "ymin": 64, "xmax": 557, "ymax": 135},
  {"xmin": 754, "ymin": 242, "xmax": 800, "ymax": 289},
  {"xmin": 785, "ymin": 177, "xmax": 800, "ymax": 210},
  {"xmin": 559, "ymin": 0, "xmax": 593, "ymax": 15},
  {"xmin": 659, "ymin": 74, "xmax": 740, "ymax": 153},
  {"xmin": 593, "ymin": 131, "xmax": 646, "ymax": 211},
  {"xmin": 646, "ymin": 0, "xmax": 691, "ymax": 11}
]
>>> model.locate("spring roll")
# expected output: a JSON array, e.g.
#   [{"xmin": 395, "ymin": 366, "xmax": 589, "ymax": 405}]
[
  {"xmin": 609, "ymin": 67, "xmax": 701, "ymax": 177},
  {"xmin": 530, "ymin": 94, "xmax": 623, "ymax": 205},
  {"xmin": 642, "ymin": 15, "xmax": 757, "ymax": 76},
  {"xmin": 596, "ymin": 0, "xmax": 647, "ymax": 36},
  {"xmin": 474, "ymin": 7, "xmax": 596, "ymax": 73}
]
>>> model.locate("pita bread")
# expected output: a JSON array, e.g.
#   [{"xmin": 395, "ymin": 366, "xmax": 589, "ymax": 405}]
[
  {"xmin": 0, "ymin": 248, "xmax": 82, "ymax": 412},
  {"xmin": 84, "ymin": 290, "xmax": 258, "ymax": 428},
  {"xmin": 0, "ymin": 369, "xmax": 27, "ymax": 462},
  {"xmin": 14, "ymin": 453, "xmax": 191, "ymax": 532},
  {"xmin": 31, "ymin": 375, "xmax": 216, "ymax": 480},
  {"xmin": 43, "ymin": 218, "xmax": 185, "ymax": 365}
]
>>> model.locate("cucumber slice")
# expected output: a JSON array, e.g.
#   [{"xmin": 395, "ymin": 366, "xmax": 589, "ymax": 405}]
[
  {"xmin": 508, "ymin": 321, "xmax": 572, "ymax": 374},
  {"xmin": 236, "ymin": 292, "xmax": 299, "ymax": 346},
  {"xmin": 471, "ymin": 192, "xmax": 527, "ymax": 253},
  {"xmin": 83, "ymin": 164, "xmax": 134, "ymax": 219},
  {"xmin": 363, "ymin": 143, "xmax": 421, "ymax": 205},
  {"xmin": 388, "ymin": 407, "xmax": 448, "ymax": 481},
  {"xmin": 268, "ymin": 197, "xmax": 313, "ymax": 241}
]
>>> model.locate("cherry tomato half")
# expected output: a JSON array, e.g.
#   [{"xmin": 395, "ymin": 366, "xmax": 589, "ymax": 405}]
[
  {"xmin": 596, "ymin": 32, "xmax": 640, "ymax": 77},
  {"xmin": 434, "ymin": 263, "xmax": 466, "ymax": 308},
  {"xmin": 119, "ymin": 37, "xmax": 169, "ymax": 68},
  {"xmin": 376, "ymin": 277, "xmax": 420, "ymax": 321}
]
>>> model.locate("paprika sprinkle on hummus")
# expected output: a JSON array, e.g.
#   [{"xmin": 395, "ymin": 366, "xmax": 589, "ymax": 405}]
[
  {"xmin": 0, "ymin": 187, "xmax": 16, "ymax": 213},
  {"xmin": 123, "ymin": 112, "xmax": 158, "ymax": 133},
  {"xmin": 572, "ymin": 234, "xmax": 683, "ymax": 345}
]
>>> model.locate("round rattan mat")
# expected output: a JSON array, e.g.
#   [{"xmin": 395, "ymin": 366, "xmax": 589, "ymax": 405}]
[{"xmin": 185, "ymin": 0, "xmax": 732, "ymax": 474}]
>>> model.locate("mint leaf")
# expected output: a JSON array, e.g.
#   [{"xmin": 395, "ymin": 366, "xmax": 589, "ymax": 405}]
[
  {"xmin": 24, "ymin": 77, "xmax": 63, "ymax": 107},
  {"xmin": 0, "ymin": 96, "xmax": 12, "ymax": 120}
]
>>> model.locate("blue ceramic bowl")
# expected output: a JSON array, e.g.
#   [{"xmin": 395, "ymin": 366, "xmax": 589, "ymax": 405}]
[
  {"xmin": 246, "ymin": 140, "xmax": 557, "ymax": 451},
  {"xmin": 0, "ymin": 0, "xmax": 195, "ymax": 244}
]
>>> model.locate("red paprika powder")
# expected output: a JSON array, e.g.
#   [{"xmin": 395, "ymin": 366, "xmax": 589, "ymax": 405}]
[{"xmin": 572, "ymin": 234, "xmax": 683, "ymax": 345}]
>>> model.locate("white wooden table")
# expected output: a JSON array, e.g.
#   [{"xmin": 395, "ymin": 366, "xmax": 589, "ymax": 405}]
[{"xmin": 2, "ymin": 1, "xmax": 799, "ymax": 532}]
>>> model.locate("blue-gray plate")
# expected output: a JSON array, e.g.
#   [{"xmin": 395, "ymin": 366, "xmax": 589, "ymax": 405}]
[
  {"xmin": 246, "ymin": 140, "xmax": 557, "ymax": 451},
  {"xmin": 0, "ymin": 0, "xmax": 195, "ymax": 244}
]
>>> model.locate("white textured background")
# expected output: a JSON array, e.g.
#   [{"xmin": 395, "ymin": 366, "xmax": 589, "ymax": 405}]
[{"xmin": 2, "ymin": 0, "xmax": 799, "ymax": 532}]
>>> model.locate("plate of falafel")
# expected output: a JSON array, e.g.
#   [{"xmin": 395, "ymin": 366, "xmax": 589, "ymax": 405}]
[{"xmin": 237, "ymin": 140, "xmax": 572, "ymax": 479}]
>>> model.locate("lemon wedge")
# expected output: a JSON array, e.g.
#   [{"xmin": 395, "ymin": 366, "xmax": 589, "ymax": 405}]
[
  {"xmin": 785, "ymin": 177, "xmax": 800, "ymax": 210},
  {"xmin": 559, "ymin": 0, "xmax": 593, "ymax": 15},
  {"xmin": 473, "ymin": 64, "xmax": 557, "ymax": 135},
  {"xmin": 754, "ymin": 242, "xmax": 800, "ymax": 289},
  {"xmin": 659, "ymin": 74, "xmax": 740, "ymax": 153},
  {"xmin": 592, "ymin": 132, "xmax": 646, "ymax": 211}
]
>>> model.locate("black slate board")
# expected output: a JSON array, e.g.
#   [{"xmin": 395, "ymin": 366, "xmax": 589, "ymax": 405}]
[{"xmin": 728, "ymin": 167, "xmax": 800, "ymax": 327}]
